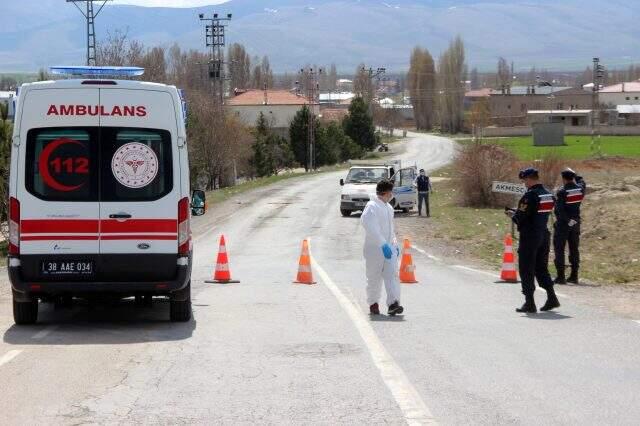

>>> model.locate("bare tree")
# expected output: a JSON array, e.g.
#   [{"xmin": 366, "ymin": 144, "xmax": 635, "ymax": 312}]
[
  {"xmin": 227, "ymin": 43, "xmax": 251, "ymax": 91},
  {"xmin": 438, "ymin": 36, "xmax": 467, "ymax": 134},
  {"xmin": 497, "ymin": 57, "xmax": 510, "ymax": 92}
]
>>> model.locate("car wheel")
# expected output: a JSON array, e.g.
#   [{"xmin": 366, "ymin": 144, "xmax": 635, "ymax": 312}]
[
  {"xmin": 402, "ymin": 208, "xmax": 410, "ymax": 213},
  {"xmin": 13, "ymin": 298, "xmax": 38, "ymax": 325},
  {"xmin": 170, "ymin": 282, "xmax": 191, "ymax": 322},
  {"xmin": 340, "ymin": 209, "xmax": 352, "ymax": 217}
]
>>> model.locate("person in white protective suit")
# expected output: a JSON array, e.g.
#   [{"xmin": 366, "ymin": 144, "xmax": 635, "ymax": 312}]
[{"xmin": 361, "ymin": 179, "xmax": 404, "ymax": 316}]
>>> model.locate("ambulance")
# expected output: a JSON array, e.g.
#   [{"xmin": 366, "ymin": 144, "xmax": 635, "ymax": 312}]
[{"xmin": 7, "ymin": 66, "xmax": 195, "ymax": 324}]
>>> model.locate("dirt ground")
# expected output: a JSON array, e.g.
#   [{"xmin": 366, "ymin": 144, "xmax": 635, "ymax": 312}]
[{"xmin": 396, "ymin": 159, "xmax": 640, "ymax": 319}]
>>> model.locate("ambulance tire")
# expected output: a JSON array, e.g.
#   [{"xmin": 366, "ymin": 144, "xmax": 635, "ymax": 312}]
[
  {"xmin": 13, "ymin": 299, "xmax": 38, "ymax": 325},
  {"xmin": 340, "ymin": 209, "xmax": 352, "ymax": 217},
  {"xmin": 170, "ymin": 282, "xmax": 192, "ymax": 322}
]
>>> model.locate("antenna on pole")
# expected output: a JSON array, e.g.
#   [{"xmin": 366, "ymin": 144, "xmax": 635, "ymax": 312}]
[{"xmin": 66, "ymin": 0, "xmax": 113, "ymax": 66}]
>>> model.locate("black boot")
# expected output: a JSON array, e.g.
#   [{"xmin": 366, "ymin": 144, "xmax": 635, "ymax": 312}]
[
  {"xmin": 540, "ymin": 289, "xmax": 561, "ymax": 311},
  {"xmin": 369, "ymin": 303, "xmax": 380, "ymax": 315},
  {"xmin": 554, "ymin": 268, "xmax": 567, "ymax": 284},
  {"xmin": 516, "ymin": 295, "xmax": 537, "ymax": 313},
  {"xmin": 567, "ymin": 269, "xmax": 579, "ymax": 284},
  {"xmin": 388, "ymin": 301, "xmax": 404, "ymax": 316}
]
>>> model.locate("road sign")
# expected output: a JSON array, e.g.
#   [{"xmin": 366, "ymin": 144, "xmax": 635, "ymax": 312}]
[{"xmin": 492, "ymin": 181, "xmax": 526, "ymax": 196}]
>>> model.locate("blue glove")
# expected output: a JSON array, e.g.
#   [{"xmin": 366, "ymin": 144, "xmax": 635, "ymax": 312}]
[{"xmin": 382, "ymin": 243, "xmax": 393, "ymax": 259}]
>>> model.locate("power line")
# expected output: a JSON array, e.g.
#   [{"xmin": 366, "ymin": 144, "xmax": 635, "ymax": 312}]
[{"xmin": 66, "ymin": 0, "xmax": 112, "ymax": 66}]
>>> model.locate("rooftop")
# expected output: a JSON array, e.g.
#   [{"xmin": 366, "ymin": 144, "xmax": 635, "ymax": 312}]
[
  {"xmin": 527, "ymin": 110, "xmax": 592, "ymax": 115},
  {"xmin": 226, "ymin": 90, "xmax": 310, "ymax": 106},
  {"xmin": 490, "ymin": 86, "xmax": 573, "ymax": 96},
  {"xmin": 465, "ymin": 88, "xmax": 491, "ymax": 98},
  {"xmin": 617, "ymin": 105, "xmax": 640, "ymax": 114},
  {"xmin": 600, "ymin": 82, "xmax": 640, "ymax": 93}
]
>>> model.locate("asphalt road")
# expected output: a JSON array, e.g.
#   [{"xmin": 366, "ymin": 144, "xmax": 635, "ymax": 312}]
[{"xmin": 2, "ymin": 132, "xmax": 640, "ymax": 425}]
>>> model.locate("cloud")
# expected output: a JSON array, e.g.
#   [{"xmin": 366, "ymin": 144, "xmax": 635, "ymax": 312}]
[{"xmin": 114, "ymin": 0, "xmax": 228, "ymax": 7}]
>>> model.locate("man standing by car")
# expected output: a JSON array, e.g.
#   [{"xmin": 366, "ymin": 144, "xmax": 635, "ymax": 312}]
[
  {"xmin": 414, "ymin": 169, "xmax": 433, "ymax": 217},
  {"xmin": 553, "ymin": 168, "xmax": 586, "ymax": 284}
]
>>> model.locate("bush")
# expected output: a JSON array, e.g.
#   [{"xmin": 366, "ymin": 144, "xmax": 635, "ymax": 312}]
[
  {"xmin": 454, "ymin": 142, "xmax": 518, "ymax": 208},
  {"xmin": 536, "ymin": 150, "xmax": 565, "ymax": 191}
]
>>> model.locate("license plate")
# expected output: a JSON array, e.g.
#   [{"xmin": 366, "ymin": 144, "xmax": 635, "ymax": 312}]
[
  {"xmin": 41, "ymin": 260, "xmax": 94, "ymax": 276},
  {"xmin": 355, "ymin": 202, "xmax": 366, "ymax": 207}
]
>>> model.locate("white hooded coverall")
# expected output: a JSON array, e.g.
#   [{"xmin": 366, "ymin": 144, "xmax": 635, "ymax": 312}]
[{"xmin": 361, "ymin": 196, "xmax": 401, "ymax": 307}]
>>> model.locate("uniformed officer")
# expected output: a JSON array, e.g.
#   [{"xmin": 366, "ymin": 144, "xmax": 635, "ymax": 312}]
[
  {"xmin": 553, "ymin": 168, "xmax": 586, "ymax": 284},
  {"xmin": 505, "ymin": 168, "xmax": 560, "ymax": 313}
]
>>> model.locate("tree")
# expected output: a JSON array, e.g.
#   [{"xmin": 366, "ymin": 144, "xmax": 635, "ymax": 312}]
[
  {"xmin": 438, "ymin": 36, "xmax": 467, "ymax": 134},
  {"xmin": 407, "ymin": 46, "xmax": 436, "ymax": 130},
  {"xmin": 343, "ymin": 96, "xmax": 376, "ymax": 150},
  {"xmin": 353, "ymin": 64, "xmax": 373, "ymax": 106},
  {"xmin": 289, "ymin": 106, "xmax": 318, "ymax": 170},
  {"xmin": 497, "ymin": 57, "xmax": 510, "ymax": 92},
  {"xmin": 228, "ymin": 43, "xmax": 251, "ymax": 90},
  {"xmin": 328, "ymin": 63, "xmax": 338, "ymax": 91},
  {"xmin": 469, "ymin": 67, "xmax": 480, "ymax": 90},
  {"xmin": 251, "ymin": 112, "xmax": 293, "ymax": 177},
  {"xmin": 466, "ymin": 98, "xmax": 491, "ymax": 142}
]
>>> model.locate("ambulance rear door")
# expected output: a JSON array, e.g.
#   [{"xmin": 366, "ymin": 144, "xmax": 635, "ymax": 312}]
[
  {"xmin": 97, "ymin": 88, "xmax": 181, "ymax": 282},
  {"xmin": 17, "ymin": 88, "xmax": 101, "ymax": 280},
  {"xmin": 393, "ymin": 167, "xmax": 417, "ymax": 209}
]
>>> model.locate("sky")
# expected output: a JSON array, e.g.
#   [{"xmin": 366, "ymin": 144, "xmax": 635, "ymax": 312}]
[{"xmin": 115, "ymin": 0, "xmax": 228, "ymax": 7}]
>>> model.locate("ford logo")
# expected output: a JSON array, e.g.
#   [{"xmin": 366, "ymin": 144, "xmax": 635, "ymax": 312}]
[{"xmin": 137, "ymin": 243, "xmax": 150, "ymax": 250}]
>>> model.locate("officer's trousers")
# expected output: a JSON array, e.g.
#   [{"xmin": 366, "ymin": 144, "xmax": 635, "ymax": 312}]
[
  {"xmin": 518, "ymin": 230, "xmax": 554, "ymax": 296},
  {"xmin": 553, "ymin": 222, "xmax": 580, "ymax": 273}
]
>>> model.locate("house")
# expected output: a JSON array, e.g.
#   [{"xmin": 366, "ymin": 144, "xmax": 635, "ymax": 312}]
[
  {"xmin": 319, "ymin": 92, "xmax": 355, "ymax": 108},
  {"xmin": 465, "ymin": 86, "xmax": 593, "ymax": 126},
  {"xmin": 0, "ymin": 90, "xmax": 16, "ymax": 119},
  {"xmin": 616, "ymin": 105, "xmax": 640, "ymax": 125},
  {"xmin": 599, "ymin": 82, "xmax": 640, "ymax": 107},
  {"xmin": 225, "ymin": 89, "xmax": 318, "ymax": 139},
  {"xmin": 527, "ymin": 110, "xmax": 593, "ymax": 127}
]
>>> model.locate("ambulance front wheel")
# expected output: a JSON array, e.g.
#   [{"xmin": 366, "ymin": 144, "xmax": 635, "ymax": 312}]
[
  {"xmin": 13, "ymin": 298, "xmax": 38, "ymax": 325},
  {"xmin": 170, "ymin": 281, "xmax": 192, "ymax": 322}
]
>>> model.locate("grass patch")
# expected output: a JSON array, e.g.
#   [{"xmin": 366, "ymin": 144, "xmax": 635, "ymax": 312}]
[{"xmin": 464, "ymin": 136, "xmax": 640, "ymax": 160}]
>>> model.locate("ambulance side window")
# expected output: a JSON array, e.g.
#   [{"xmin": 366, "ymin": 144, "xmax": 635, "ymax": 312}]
[
  {"xmin": 100, "ymin": 128, "xmax": 173, "ymax": 202},
  {"xmin": 25, "ymin": 128, "xmax": 99, "ymax": 201}
]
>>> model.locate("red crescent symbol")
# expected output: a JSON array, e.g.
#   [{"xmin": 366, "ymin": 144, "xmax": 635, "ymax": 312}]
[{"xmin": 38, "ymin": 138, "xmax": 86, "ymax": 192}]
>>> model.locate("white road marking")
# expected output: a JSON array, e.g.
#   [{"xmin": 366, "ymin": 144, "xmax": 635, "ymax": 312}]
[
  {"xmin": 309, "ymin": 239, "xmax": 437, "ymax": 425},
  {"xmin": 556, "ymin": 292, "xmax": 569, "ymax": 299},
  {"xmin": 0, "ymin": 350, "xmax": 22, "ymax": 368},
  {"xmin": 32, "ymin": 326, "xmax": 58, "ymax": 340},
  {"xmin": 452, "ymin": 265, "xmax": 500, "ymax": 279},
  {"xmin": 412, "ymin": 245, "xmax": 441, "ymax": 262}
]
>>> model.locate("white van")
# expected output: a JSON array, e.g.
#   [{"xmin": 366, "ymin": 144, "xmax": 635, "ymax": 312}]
[
  {"xmin": 7, "ymin": 67, "xmax": 195, "ymax": 324},
  {"xmin": 339, "ymin": 160, "xmax": 417, "ymax": 216}
]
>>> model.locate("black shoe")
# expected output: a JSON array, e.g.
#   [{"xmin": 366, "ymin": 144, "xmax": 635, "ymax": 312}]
[
  {"xmin": 388, "ymin": 301, "xmax": 404, "ymax": 316},
  {"xmin": 540, "ymin": 295, "xmax": 561, "ymax": 311},
  {"xmin": 369, "ymin": 303, "xmax": 380, "ymax": 315},
  {"xmin": 554, "ymin": 276, "xmax": 567, "ymax": 285},
  {"xmin": 516, "ymin": 296, "xmax": 537, "ymax": 313},
  {"xmin": 567, "ymin": 274, "xmax": 579, "ymax": 284}
]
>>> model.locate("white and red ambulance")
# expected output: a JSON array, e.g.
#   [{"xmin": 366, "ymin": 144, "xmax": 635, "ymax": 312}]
[{"xmin": 8, "ymin": 66, "xmax": 194, "ymax": 324}]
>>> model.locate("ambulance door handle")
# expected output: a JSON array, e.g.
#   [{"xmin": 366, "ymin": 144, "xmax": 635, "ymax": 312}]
[{"xmin": 109, "ymin": 213, "xmax": 132, "ymax": 219}]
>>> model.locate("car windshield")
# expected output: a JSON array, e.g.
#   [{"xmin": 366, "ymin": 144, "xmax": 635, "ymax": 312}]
[{"xmin": 345, "ymin": 168, "xmax": 388, "ymax": 184}]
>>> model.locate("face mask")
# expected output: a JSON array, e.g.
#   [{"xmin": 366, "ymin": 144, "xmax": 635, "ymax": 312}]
[{"xmin": 420, "ymin": 172, "xmax": 425, "ymax": 176}]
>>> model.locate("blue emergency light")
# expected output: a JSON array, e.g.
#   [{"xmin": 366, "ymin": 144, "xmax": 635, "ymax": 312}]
[{"xmin": 49, "ymin": 66, "xmax": 145, "ymax": 77}]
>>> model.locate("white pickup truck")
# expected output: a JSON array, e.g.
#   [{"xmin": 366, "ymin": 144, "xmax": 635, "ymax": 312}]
[{"xmin": 339, "ymin": 160, "xmax": 417, "ymax": 217}]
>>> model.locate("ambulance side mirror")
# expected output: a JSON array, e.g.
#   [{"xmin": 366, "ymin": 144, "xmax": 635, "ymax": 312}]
[
  {"xmin": 339, "ymin": 179, "xmax": 344, "ymax": 186},
  {"xmin": 191, "ymin": 190, "xmax": 206, "ymax": 216}
]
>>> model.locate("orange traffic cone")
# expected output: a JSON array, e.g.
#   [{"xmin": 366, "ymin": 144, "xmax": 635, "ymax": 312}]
[
  {"xmin": 399, "ymin": 239, "xmax": 418, "ymax": 284},
  {"xmin": 500, "ymin": 233, "xmax": 518, "ymax": 283},
  {"xmin": 205, "ymin": 235, "xmax": 240, "ymax": 284},
  {"xmin": 293, "ymin": 239, "xmax": 316, "ymax": 285}
]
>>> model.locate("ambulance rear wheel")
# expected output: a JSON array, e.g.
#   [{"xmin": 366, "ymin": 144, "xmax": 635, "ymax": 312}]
[
  {"xmin": 170, "ymin": 282, "xmax": 191, "ymax": 322},
  {"xmin": 13, "ymin": 299, "xmax": 38, "ymax": 325},
  {"xmin": 340, "ymin": 209, "xmax": 352, "ymax": 217}
]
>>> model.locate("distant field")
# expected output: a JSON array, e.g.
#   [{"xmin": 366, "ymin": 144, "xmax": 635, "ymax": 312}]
[
  {"xmin": 472, "ymin": 136, "xmax": 640, "ymax": 160},
  {"xmin": 0, "ymin": 73, "xmax": 38, "ymax": 85}
]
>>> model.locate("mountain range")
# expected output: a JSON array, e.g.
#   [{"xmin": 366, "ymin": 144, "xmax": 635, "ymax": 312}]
[{"xmin": 0, "ymin": 0, "xmax": 637, "ymax": 72}]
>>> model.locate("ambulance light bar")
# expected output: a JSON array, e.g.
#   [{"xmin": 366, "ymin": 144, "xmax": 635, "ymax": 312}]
[{"xmin": 50, "ymin": 66, "xmax": 145, "ymax": 77}]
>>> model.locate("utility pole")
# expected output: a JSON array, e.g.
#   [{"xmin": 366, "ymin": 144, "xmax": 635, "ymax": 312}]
[
  {"xmin": 66, "ymin": 0, "xmax": 112, "ymax": 66},
  {"xmin": 300, "ymin": 67, "xmax": 322, "ymax": 171},
  {"xmin": 361, "ymin": 66, "xmax": 386, "ymax": 114},
  {"xmin": 591, "ymin": 57, "xmax": 606, "ymax": 156},
  {"xmin": 199, "ymin": 12, "xmax": 232, "ymax": 106}
]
